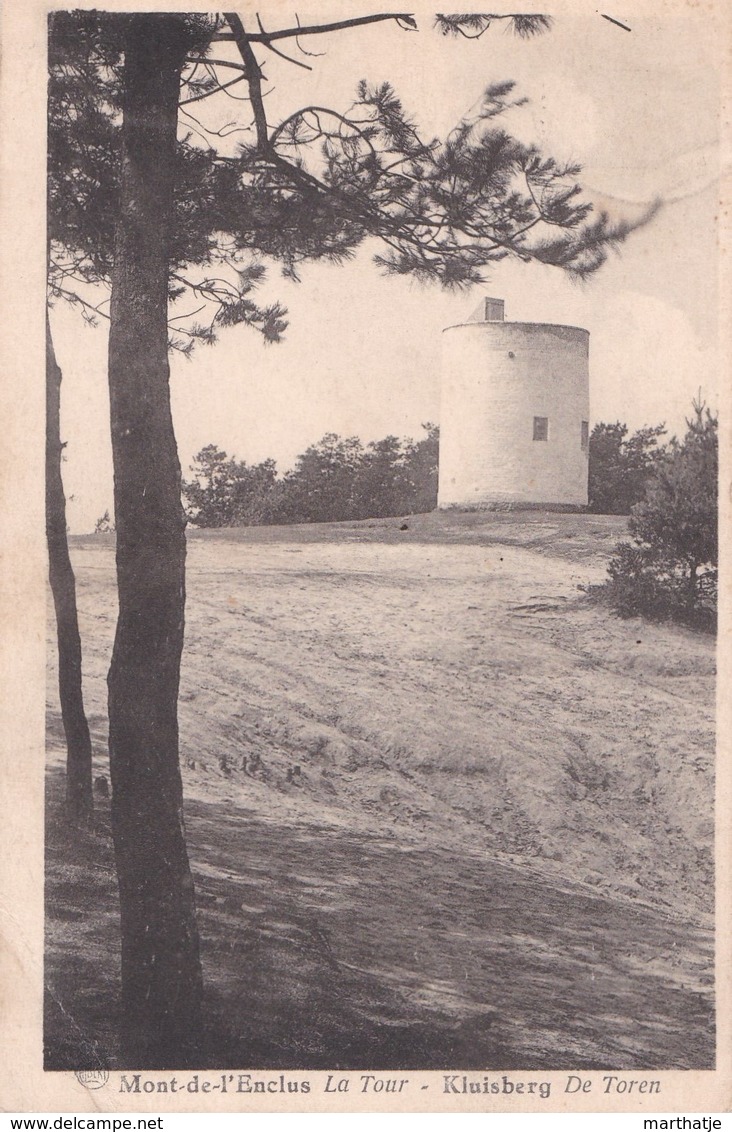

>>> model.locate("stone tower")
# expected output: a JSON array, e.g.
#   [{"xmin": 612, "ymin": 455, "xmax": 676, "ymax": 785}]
[{"xmin": 437, "ymin": 297, "xmax": 590, "ymax": 509}]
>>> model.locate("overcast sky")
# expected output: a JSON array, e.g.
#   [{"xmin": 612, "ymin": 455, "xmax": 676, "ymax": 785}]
[{"xmin": 49, "ymin": 4, "xmax": 723, "ymax": 532}]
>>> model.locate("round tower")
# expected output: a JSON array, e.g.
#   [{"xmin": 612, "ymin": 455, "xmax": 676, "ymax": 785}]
[{"xmin": 437, "ymin": 297, "xmax": 590, "ymax": 509}]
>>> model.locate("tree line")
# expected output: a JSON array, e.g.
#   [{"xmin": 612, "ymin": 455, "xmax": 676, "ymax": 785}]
[
  {"xmin": 181, "ymin": 425, "xmax": 439, "ymax": 526},
  {"xmin": 178, "ymin": 416, "xmax": 682, "ymax": 528},
  {"xmin": 179, "ymin": 414, "xmax": 718, "ymax": 630}
]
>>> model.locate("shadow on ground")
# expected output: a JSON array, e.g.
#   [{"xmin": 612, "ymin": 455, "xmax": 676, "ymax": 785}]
[{"xmin": 45, "ymin": 766, "xmax": 713, "ymax": 1072}]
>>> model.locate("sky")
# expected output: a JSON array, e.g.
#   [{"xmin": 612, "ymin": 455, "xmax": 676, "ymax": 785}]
[{"xmin": 49, "ymin": 3, "xmax": 724, "ymax": 532}]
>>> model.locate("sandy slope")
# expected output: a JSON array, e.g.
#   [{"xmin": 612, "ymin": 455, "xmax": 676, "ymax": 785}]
[{"xmin": 45, "ymin": 513, "xmax": 715, "ymax": 1069}]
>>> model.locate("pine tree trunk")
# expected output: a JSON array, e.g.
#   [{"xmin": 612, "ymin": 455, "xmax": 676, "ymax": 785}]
[
  {"xmin": 107, "ymin": 15, "xmax": 202, "ymax": 1068},
  {"xmin": 46, "ymin": 314, "xmax": 94, "ymax": 824}
]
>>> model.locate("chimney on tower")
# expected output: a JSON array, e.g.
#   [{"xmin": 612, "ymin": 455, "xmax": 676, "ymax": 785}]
[{"xmin": 466, "ymin": 296, "xmax": 505, "ymax": 323}]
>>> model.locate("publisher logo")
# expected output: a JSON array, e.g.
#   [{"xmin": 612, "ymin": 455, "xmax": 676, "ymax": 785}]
[{"xmin": 75, "ymin": 1068, "xmax": 109, "ymax": 1090}]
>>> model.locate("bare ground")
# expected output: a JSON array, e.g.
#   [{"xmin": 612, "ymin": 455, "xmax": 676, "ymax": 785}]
[{"xmin": 45, "ymin": 512, "xmax": 715, "ymax": 1070}]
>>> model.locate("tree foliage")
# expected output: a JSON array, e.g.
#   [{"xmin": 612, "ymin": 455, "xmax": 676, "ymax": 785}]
[
  {"xmin": 182, "ymin": 445, "xmax": 282, "ymax": 526},
  {"xmin": 435, "ymin": 13, "xmax": 553, "ymax": 39},
  {"xmin": 602, "ymin": 403, "xmax": 718, "ymax": 629},
  {"xmin": 588, "ymin": 420, "xmax": 667, "ymax": 514},
  {"xmin": 93, "ymin": 509, "xmax": 115, "ymax": 534},
  {"xmin": 48, "ymin": 9, "xmax": 656, "ymax": 353},
  {"xmin": 182, "ymin": 424, "xmax": 440, "ymax": 526}
]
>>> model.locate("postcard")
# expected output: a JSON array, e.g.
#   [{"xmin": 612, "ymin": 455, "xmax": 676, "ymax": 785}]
[{"xmin": 1, "ymin": 0, "xmax": 730, "ymax": 1114}]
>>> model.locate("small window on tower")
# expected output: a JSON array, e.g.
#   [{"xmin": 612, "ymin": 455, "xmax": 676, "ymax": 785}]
[
  {"xmin": 581, "ymin": 420, "xmax": 589, "ymax": 451},
  {"xmin": 533, "ymin": 416, "xmax": 549, "ymax": 441}
]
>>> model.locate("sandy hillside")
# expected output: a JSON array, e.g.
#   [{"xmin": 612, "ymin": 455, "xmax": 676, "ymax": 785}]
[{"xmin": 45, "ymin": 512, "xmax": 716, "ymax": 1070}]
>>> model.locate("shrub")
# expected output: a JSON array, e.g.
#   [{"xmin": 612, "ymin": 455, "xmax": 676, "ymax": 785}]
[
  {"xmin": 588, "ymin": 421, "xmax": 666, "ymax": 514},
  {"xmin": 601, "ymin": 402, "xmax": 717, "ymax": 630}
]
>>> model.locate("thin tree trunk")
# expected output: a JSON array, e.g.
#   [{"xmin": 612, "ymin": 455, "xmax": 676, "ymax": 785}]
[
  {"xmin": 687, "ymin": 562, "xmax": 698, "ymax": 616},
  {"xmin": 107, "ymin": 15, "xmax": 202, "ymax": 1068},
  {"xmin": 46, "ymin": 314, "xmax": 94, "ymax": 824}
]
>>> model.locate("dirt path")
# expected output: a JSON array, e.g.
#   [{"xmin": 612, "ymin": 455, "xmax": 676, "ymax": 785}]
[{"xmin": 46, "ymin": 515, "xmax": 715, "ymax": 1069}]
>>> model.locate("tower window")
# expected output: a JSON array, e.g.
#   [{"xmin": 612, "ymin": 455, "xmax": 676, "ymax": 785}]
[
  {"xmin": 533, "ymin": 416, "xmax": 549, "ymax": 441},
  {"xmin": 581, "ymin": 420, "xmax": 589, "ymax": 451}
]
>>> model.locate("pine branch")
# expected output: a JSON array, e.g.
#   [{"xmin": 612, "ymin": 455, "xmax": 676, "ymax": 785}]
[
  {"xmin": 255, "ymin": 14, "xmax": 313, "ymax": 71},
  {"xmin": 224, "ymin": 13, "xmax": 270, "ymax": 151},
  {"xmin": 185, "ymin": 56, "xmax": 249, "ymax": 73},
  {"xmin": 435, "ymin": 13, "xmax": 552, "ymax": 39},
  {"xmin": 179, "ymin": 72, "xmax": 249, "ymax": 106},
  {"xmin": 219, "ymin": 13, "xmax": 416, "ymax": 44}
]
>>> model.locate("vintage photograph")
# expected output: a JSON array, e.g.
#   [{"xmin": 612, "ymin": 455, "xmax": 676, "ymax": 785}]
[{"xmin": 35, "ymin": 0, "xmax": 723, "ymax": 1100}]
